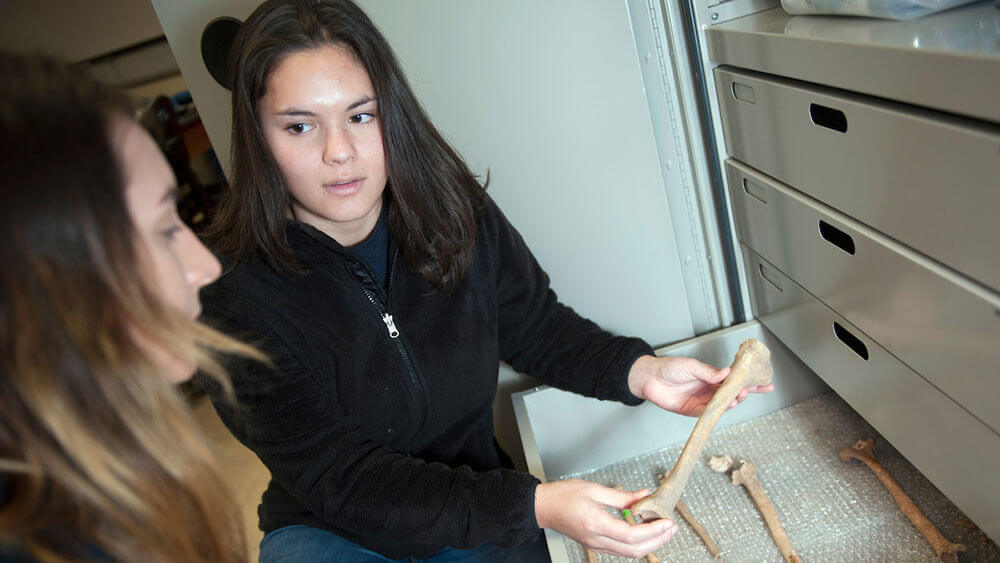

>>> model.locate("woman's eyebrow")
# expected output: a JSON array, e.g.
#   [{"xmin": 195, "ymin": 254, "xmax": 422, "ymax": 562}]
[
  {"xmin": 274, "ymin": 96, "xmax": 375, "ymax": 116},
  {"xmin": 275, "ymin": 108, "xmax": 316, "ymax": 117},
  {"xmin": 347, "ymin": 96, "xmax": 377, "ymax": 111}
]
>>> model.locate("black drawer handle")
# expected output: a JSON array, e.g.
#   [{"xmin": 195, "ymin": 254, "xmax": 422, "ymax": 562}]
[
  {"xmin": 810, "ymin": 103, "xmax": 847, "ymax": 133},
  {"xmin": 819, "ymin": 220, "xmax": 855, "ymax": 255},
  {"xmin": 833, "ymin": 322, "xmax": 869, "ymax": 361}
]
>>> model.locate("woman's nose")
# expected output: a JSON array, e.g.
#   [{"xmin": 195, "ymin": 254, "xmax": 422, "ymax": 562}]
[
  {"xmin": 183, "ymin": 230, "xmax": 222, "ymax": 289},
  {"xmin": 323, "ymin": 127, "xmax": 356, "ymax": 165}
]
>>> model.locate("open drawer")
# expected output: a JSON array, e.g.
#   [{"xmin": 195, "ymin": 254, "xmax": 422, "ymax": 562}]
[
  {"xmin": 727, "ymin": 158, "xmax": 1000, "ymax": 436},
  {"xmin": 512, "ymin": 320, "xmax": 828, "ymax": 561}
]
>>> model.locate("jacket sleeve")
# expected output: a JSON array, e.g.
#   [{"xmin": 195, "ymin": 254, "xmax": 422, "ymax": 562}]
[
  {"xmin": 485, "ymin": 199, "xmax": 652, "ymax": 406},
  {"xmin": 200, "ymin": 287, "xmax": 542, "ymax": 551}
]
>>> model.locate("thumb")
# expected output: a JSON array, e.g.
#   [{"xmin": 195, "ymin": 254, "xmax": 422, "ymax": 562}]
[
  {"xmin": 702, "ymin": 364, "xmax": 730, "ymax": 384},
  {"xmin": 597, "ymin": 486, "xmax": 651, "ymax": 509}
]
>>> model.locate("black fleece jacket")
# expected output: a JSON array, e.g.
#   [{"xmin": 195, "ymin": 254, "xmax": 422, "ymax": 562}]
[{"xmin": 199, "ymin": 197, "xmax": 652, "ymax": 559}]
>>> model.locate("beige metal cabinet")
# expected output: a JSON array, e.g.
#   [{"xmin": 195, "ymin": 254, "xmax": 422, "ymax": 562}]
[{"xmin": 707, "ymin": 3, "xmax": 1000, "ymax": 544}]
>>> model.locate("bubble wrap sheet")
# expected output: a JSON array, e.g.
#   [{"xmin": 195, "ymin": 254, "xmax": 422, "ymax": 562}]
[{"xmin": 560, "ymin": 393, "xmax": 998, "ymax": 562}]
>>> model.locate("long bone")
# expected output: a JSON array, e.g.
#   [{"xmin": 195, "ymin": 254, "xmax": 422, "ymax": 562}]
[
  {"xmin": 731, "ymin": 460, "xmax": 800, "ymax": 563},
  {"xmin": 676, "ymin": 499, "xmax": 720, "ymax": 560},
  {"xmin": 632, "ymin": 338, "xmax": 773, "ymax": 522},
  {"xmin": 840, "ymin": 438, "xmax": 965, "ymax": 563}
]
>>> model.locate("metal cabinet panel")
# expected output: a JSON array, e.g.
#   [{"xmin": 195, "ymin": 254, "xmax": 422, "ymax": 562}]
[
  {"xmin": 714, "ymin": 66, "xmax": 1000, "ymax": 293},
  {"xmin": 742, "ymin": 246, "xmax": 1000, "ymax": 542},
  {"xmin": 728, "ymin": 159, "xmax": 1000, "ymax": 435}
]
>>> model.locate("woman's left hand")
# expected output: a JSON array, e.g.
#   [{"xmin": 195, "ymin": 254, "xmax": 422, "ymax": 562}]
[{"xmin": 626, "ymin": 355, "xmax": 774, "ymax": 417}]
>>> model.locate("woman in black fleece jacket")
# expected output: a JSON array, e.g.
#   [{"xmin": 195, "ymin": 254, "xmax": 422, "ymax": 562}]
[{"xmin": 201, "ymin": 1, "xmax": 773, "ymax": 561}]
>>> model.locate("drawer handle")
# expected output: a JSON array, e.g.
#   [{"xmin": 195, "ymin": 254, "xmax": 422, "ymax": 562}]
[
  {"xmin": 732, "ymin": 82, "xmax": 756, "ymax": 104},
  {"xmin": 758, "ymin": 263, "xmax": 783, "ymax": 293},
  {"xmin": 742, "ymin": 177, "xmax": 767, "ymax": 204},
  {"xmin": 819, "ymin": 220, "xmax": 855, "ymax": 255},
  {"xmin": 810, "ymin": 103, "xmax": 848, "ymax": 133},
  {"xmin": 833, "ymin": 322, "xmax": 869, "ymax": 361}
]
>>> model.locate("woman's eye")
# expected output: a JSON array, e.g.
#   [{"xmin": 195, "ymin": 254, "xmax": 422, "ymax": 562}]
[
  {"xmin": 162, "ymin": 224, "xmax": 182, "ymax": 241},
  {"xmin": 349, "ymin": 113, "xmax": 375, "ymax": 125},
  {"xmin": 286, "ymin": 122, "xmax": 314, "ymax": 134}
]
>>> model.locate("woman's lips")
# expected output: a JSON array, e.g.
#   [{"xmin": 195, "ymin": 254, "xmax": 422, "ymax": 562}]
[{"xmin": 323, "ymin": 179, "xmax": 362, "ymax": 196}]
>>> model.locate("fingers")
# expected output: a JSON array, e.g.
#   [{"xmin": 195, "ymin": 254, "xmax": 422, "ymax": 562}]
[
  {"xmin": 590, "ymin": 518, "xmax": 679, "ymax": 558},
  {"xmin": 578, "ymin": 484, "xmax": 678, "ymax": 557},
  {"xmin": 728, "ymin": 382, "xmax": 777, "ymax": 407}
]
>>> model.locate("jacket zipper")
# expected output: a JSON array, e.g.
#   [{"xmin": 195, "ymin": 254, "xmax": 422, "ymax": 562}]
[{"xmin": 356, "ymin": 249, "xmax": 426, "ymax": 454}]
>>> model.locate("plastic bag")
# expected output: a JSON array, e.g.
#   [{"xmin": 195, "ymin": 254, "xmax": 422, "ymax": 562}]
[{"xmin": 780, "ymin": 0, "xmax": 980, "ymax": 20}]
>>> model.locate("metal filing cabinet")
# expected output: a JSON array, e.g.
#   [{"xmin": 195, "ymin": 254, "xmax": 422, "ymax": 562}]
[{"xmin": 709, "ymin": 0, "xmax": 1000, "ymax": 547}]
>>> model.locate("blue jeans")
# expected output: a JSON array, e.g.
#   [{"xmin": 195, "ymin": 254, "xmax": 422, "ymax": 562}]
[{"xmin": 258, "ymin": 525, "xmax": 551, "ymax": 562}]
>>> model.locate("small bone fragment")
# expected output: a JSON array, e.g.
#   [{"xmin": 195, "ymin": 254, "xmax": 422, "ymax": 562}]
[
  {"xmin": 633, "ymin": 339, "xmax": 773, "ymax": 521},
  {"xmin": 585, "ymin": 547, "xmax": 599, "ymax": 563},
  {"xmin": 709, "ymin": 455, "xmax": 733, "ymax": 473},
  {"xmin": 731, "ymin": 460, "xmax": 800, "ymax": 563},
  {"xmin": 840, "ymin": 438, "xmax": 965, "ymax": 562},
  {"xmin": 676, "ymin": 499, "xmax": 721, "ymax": 560}
]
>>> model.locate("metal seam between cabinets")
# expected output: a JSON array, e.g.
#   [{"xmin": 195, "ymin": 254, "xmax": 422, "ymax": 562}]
[{"xmin": 647, "ymin": 0, "xmax": 719, "ymax": 328}]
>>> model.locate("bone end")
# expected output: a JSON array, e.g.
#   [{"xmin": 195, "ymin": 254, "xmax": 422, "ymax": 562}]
[
  {"xmin": 732, "ymin": 338, "xmax": 774, "ymax": 387},
  {"xmin": 632, "ymin": 500, "xmax": 674, "ymax": 523},
  {"xmin": 839, "ymin": 438, "xmax": 876, "ymax": 462},
  {"xmin": 708, "ymin": 455, "xmax": 733, "ymax": 473},
  {"xmin": 730, "ymin": 460, "xmax": 757, "ymax": 487}
]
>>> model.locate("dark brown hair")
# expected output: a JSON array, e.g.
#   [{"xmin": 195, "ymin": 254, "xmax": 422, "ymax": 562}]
[
  {"xmin": 208, "ymin": 0, "xmax": 486, "ymax": 290},
  {"xmin": 0, "ymin": 52, "xmax": 257, "ymax": 562}
]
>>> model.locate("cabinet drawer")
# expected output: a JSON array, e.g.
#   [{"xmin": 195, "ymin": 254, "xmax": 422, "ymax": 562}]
[
  {"xmin": 715, "ymin": 66, "xmax": 1000, "ymax": 292},
  {"xmin": 729, "ymin": 159, "xmax": 1000, "ymax": 435},
  {"xmin": 742, "ymin": 246, "xmax": 1000, "ymax": 542}
]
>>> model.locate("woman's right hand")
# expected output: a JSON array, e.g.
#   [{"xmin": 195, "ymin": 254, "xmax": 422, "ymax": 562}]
[{"xmin": 534, "ymin": 479, "xmax": 678, "ymax": 558}]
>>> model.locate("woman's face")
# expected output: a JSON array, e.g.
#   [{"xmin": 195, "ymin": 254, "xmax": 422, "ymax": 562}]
[
  {"xmin": 258, "ymin": 44, "xmax": 388, "ymax": 246},
  {"xmin": 117, "ymin": 117, "xmax": 222, "ymax": 381}
]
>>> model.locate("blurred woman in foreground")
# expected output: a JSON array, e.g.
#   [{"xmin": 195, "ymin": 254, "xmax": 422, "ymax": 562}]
[{"xmin": 0, "ymin": 52, "xmax": 262, "ymax": 561}]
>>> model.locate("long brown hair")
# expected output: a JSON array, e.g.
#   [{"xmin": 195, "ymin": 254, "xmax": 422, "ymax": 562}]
[
  {"xmin": 0, "ymin": 52, "xmax": 261, "ymax": 561},
  {"xmin": 208, "ymin": 0, "xmax": 486, "ymax": 291}
]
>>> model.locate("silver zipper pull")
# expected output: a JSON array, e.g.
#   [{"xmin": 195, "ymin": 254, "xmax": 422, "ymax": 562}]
[{"xmin": 382, "ymin": 313, "xmax": 400, "ymax": 338}]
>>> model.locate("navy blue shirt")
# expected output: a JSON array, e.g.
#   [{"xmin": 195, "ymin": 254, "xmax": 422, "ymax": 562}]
[{"xmin": 350, "ymin": 205, "xmax": 389, "ymax": 286}]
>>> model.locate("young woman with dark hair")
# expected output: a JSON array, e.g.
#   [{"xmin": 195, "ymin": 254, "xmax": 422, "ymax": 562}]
[
  {"xmin": 0, "ymin": 52, "xmax": 263, "ymax": 561},
  {"xmin": 202, "ymin": 1, "xmax": 773, "ymax": 561}
]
